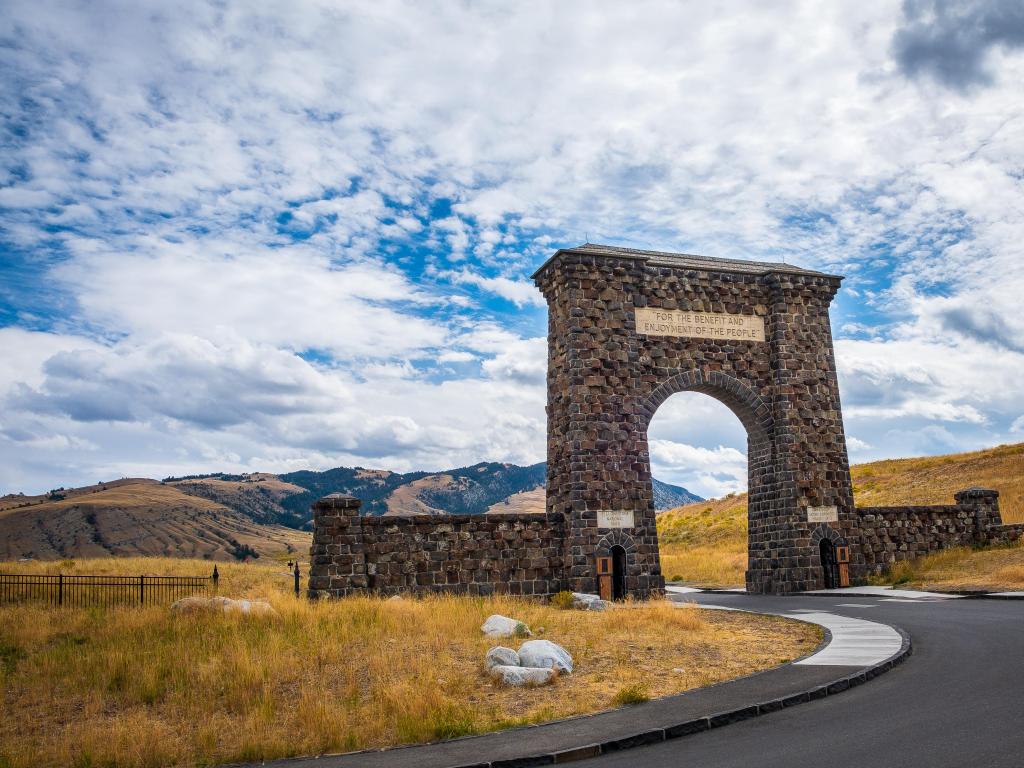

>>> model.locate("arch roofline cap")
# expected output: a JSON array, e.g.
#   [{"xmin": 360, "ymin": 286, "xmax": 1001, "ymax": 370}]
[{"xmin": 531, "ymin": 243, "xmax": 843, "ymax": 281}]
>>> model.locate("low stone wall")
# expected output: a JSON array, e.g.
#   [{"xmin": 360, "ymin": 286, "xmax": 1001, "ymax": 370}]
[
  {"xmin": 308, "ymin": 494, "xmax": 565, "ymax": 598},
  {"xmin": 853, "ymin": 488, "xmax": 1023, "ymax": 575},
  {"xmin": 310, "ymin": 488, "xmax": 1024, "ymax": 598}
]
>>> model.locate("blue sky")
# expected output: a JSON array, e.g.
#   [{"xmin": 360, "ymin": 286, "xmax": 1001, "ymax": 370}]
[{"xmin": 2, "ymin": 1, "xmax": 1024, "ymax": 497}]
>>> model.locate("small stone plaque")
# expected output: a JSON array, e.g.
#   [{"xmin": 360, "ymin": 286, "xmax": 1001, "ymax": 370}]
[
  {"xmin": 807, "ymin": 505, "xmax": 839, "ymax": 523},
  {"xmin": 635, "ymin": 308, "xmax": 766, "ymax": 342},
  {"xmin": 597, "ymin": 510, "xmax": 635, "ymax": 529}
]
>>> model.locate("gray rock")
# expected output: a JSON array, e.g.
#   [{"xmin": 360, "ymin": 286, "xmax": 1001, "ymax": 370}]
[
  {"xmin": 485, "ymin": 646, "xmax": 521, "ymax": 670},
  {"xmin": 481, "ymin": 614, "xmax": 532, "ymax": 638},
  {"xmin": 571, "ymin": 592, "xmax": 609, "ymax": 611},
  {"xmin": 489, "ymin": 665, "xmax": 554, "ymax": 686},
  {"xmin": 171, "ymin": 596, "xmax": 278, "ymax": 617},
  {"xmin": 518, "ymin": 639, "xmax": 573, "ymax": 674}
]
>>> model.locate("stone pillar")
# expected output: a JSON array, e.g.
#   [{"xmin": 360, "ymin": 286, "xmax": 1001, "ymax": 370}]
[
  {"xmin": 308, "ymin": 493, "xmax": 367, "ymax": 598},
  {"xmin": 758, "ymin": 273, "xmax": 858, "ymax": 593},
  {"xmin": 535, "ymin": 252, "xmax": 664, "ymax": 599},
  {"xmin": 954, "ymin": 487, "xmax": 1001, "ymax": 542}
]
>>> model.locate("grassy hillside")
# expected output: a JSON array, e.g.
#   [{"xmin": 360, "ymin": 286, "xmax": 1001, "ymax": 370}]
[
  {"xmin": 658, "ymin": 442, "xmax": 1024, "ymax": 587},
  {"xmin": 167, "ymin": 474, "xmax": 309, "ymax": 527},
  {"xmin": 0, "ymin": 480, "xmax": 310, "ymax": 562},
  {"xmin": 0, "ymin": 557, "xmax": 818, "ymax": 768},
  {"xmin": 850, "ymin": 442, "xmax": 1023, "ymax": 519}
]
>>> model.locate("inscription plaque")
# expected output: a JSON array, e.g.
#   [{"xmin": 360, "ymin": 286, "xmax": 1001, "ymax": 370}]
[
  {"xmin": 806, "ymin": 505, "xmax": 839, "ymax": 523},
  {"xmin": 597, "ymin": 510, "xmax": 635, "ymax": 529},
  {"xmin": 635, "ymin": 308, "xmax": 766, "ymax": 342}
]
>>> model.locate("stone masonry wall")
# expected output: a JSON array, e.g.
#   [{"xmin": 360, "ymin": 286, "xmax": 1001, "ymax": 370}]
[
  {"xmin": 853, "ymin": 489, "xmax": 1024, "ymax": 575},
  {"xmin": 308, "ymin": 494, "xmax": 566, "ymax": 598}
]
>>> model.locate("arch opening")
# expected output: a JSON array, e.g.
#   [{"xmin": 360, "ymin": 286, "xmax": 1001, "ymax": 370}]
[
  {"xmin": 610, "ymin": 545, "xmax": 626, "ymax": 601},
  {"xmin": 640, "ymin": 371, "xmax": 776, "ymax": 591},
  {"xmin": 820, "ymin": 539, "xmax": 839, "ymax": 589}
]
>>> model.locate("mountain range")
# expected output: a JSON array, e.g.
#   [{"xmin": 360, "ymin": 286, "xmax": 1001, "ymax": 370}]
[{"xmin": 0, "ymin": 462, "xmax": 700, "ymax": 561}]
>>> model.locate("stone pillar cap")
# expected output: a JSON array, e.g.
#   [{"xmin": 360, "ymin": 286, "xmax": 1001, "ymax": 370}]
[
  {"xmin": 954, "ymin": 487, "xmax": 999, "ymax": 500},
  {"xmin": 314, "ymin": 494, "xmax": 362, "ymax": 509}
]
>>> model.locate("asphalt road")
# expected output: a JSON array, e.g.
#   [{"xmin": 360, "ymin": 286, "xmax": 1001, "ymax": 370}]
[{"xmin": 576, "ymin": 592, "xmax": 1024, "ymax": 768}]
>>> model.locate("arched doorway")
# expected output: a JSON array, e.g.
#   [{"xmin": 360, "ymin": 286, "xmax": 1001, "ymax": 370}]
[
  {"xmin": 610, "ymin": 544, "xmax": 626, "ymax": 600},
  {"xmin": 820, "ymin": 539, "xmax": 839, "ymax": 589}
]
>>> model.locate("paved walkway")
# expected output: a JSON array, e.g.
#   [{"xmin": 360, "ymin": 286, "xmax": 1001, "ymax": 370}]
[
  {"xmin": 252, "ymin": 601, "xmax": 908, "ymax": 768},
  {"xmin": 787, "ymin": 612, "xmax": 903, "ymax": 666},
  {"xmin": 683, "ymin": 600, "xmax": 905, "ymax": 667}
]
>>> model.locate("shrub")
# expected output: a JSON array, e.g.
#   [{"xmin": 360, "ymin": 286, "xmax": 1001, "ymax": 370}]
[
  {"xmin": 549, "ymin": 590, "xmax": 576, "ymax": 610},
  {"xmin": 611, "ymin": 683, "xmax": 650, "ymax": 706}
]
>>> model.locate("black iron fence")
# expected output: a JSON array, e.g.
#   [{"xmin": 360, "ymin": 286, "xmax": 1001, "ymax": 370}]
[{"xmin": 0, "ymin": 566, "xmax": 219, "ymax": 607}]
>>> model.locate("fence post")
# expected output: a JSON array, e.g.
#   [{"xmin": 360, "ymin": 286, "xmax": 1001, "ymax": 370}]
[
  {"xmin": 58, "ymin": 573, "xmax": 63, "ymax": 607},
  {"xmin": 293, "ymin": 562, "xmax": 300, "ymax": 597},
  {"xmin": 139, "ymin": 575, "xmax": 144, "ymax": 605},
  {"xmin": 212, "ymin": 565, "xmax": 219, "ymax": 594}
]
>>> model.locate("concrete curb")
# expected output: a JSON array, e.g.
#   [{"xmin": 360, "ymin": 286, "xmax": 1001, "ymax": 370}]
[{"xmin": 445, "ymin": 625, "xmax": 912, "ymax": 768}]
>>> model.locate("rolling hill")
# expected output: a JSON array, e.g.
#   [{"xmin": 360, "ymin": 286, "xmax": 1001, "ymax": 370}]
[
  {"xmin": 657, "ymin": 442, "xmax": 1024, "ymax": 586},
  {"xmin": 0, "ymin": 479, "xmax": 309, "ymax": 562}
]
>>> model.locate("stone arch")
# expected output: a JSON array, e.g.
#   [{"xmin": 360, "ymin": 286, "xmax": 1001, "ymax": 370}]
[
  {"xmin": 533, "ymin": 243, "xmax": 860, "ymax": 595},
  {"xmin": 639, "ymin": 369, "xmax": 773, "ymax": 445},
  {"xmin": 808, "ymin": 524, "xmax": 846, "ymax": 547},
  {"xmin": 809, "ymin": 524, "xmax": 846, "ymax": 589},
  {"xmin": 595, "ymin": 530, "xmax": 638, "ymax": 554}
]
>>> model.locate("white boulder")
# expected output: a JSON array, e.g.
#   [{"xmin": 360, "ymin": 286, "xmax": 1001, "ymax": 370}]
[
  {"xmin": 485, "ymin": 646, "xmax": 521, "ymax": 670},
  {"xmin": 171, "ymin": 596, "xmax": 278, "ymax": 617},
  {"xmin": 518, "ymin": 639, "xmax": 573, "ymax": 674},
  {"xmin": 571, "ymin": 592, "xmax": 609, "ymax": 611},
  {"xmin": 489, "ymin": 665, "xmax": 554, "ymax": 687},
  {"xmin": 481, "ymin": 614, "xmax": 532, "ymax": 638}
]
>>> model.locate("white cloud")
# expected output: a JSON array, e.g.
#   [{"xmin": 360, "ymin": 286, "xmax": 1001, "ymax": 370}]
[
  {"xmin": 0, "ymin": 331, "xmax": 547, "ymax": 493},
  {"xmin": 438, "ymin": 350, "xmax": 477, "ymax": 363},
  {"xmin": 1, "ymin": 1, "xmax": 1024, "ymax": 492},
  {"xmin": 480, "ymin": 337, "xmax": 546, "ymax": 385},
  {"xmin": 0, "ymin": 329, "xmax": 103, "ymax": 394},
  {"xmin": 649, "ymin": 439, "xmax": 747, "ymax": 499},
  {"xmin": 443, "ymin": 269, "xmax": 546, "ymax": 308},
  {"xmin": 847, "ymin": 436, "xmax": 873, "ymax": 451},
  {"xmin": 54, "ymin": 246, "xmax": 449, "ymax": 360}
]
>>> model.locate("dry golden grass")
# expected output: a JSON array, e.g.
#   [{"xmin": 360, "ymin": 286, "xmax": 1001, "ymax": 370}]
[
  {"xmin": 0, "ymin": 557, "xmax": 819, "ymax": 768},
  {"xmin": 851, "ymin": 442, "xmax": 1024, "ymax": 523},
  {"xmin": 660, "ymin": 541, "xmax": 747, "ymax": 587},
  {"xmin": 657, "ymin": 494, "xmax": 748, "ymax": 587},
  {"xmin": 881, "ymin": 540, "xmax": 1024, "ymax": 591},
  {"xmin": 656, "ymin": 442, "xmax": 1024, "ymax": 588}
]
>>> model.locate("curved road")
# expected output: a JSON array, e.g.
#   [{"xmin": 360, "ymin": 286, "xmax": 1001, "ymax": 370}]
[{"xmin": 576, "ymin": 592, "xmax": 1024, "ymax": 768}]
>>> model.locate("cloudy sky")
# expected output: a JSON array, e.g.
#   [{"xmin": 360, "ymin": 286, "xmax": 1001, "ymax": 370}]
[{"xmin": 2, "ymin": 1, "xmax": 1023, "ymax": 498}]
